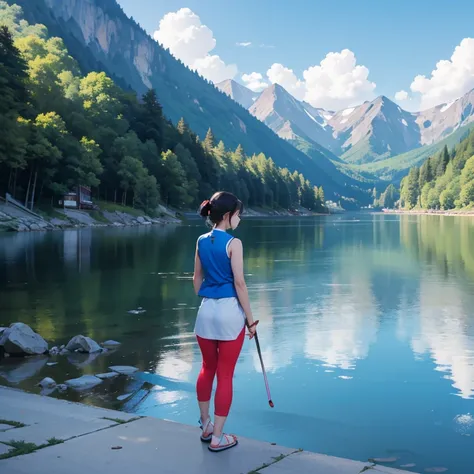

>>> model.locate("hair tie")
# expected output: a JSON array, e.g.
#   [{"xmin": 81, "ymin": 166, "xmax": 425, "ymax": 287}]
[{"xmin": 200, "ymin": 200, "xmax": 211, "ymax": 216}]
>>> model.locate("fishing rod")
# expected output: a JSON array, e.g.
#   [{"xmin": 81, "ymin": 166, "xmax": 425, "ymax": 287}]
[{"xmin": 247, "ymin": 320, "xmax": 274, "ymax": 408}]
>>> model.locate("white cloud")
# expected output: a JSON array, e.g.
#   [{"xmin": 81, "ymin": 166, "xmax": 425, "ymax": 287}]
[
  {"xmin": 302, "ymin": 49, "xmax": 376, "ymax": 110},
  {"xmin": 408, "ymin": 37, "xmax": 474, "ymax": 110},
  {"xmin": 263, "ymin": 50, "xmax": 376, "ymax": 110},
  {"xmin": 237, "ymin": 42, "xmax": 252, "ymax": 47},
  {"xmin": 267, "ymin": 63, "xmax": 306, "ymax": 100},
  {"xmin": 395, "ymin": 90, "xmax": 409, "ymax": 101},
  {"xmin": 153, "ymin": 8, "xmax": 237, "ymax": 84},
  {"xmin": 242, "ymin": 72, "xmax": 268, "ymax": 92}
]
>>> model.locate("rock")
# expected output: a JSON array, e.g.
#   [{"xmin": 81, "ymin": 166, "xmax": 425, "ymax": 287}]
[
  {"xmin": 102, "ymin": 340, "xmax": 121, "ymax": 348},
  {"xmin": 46, "ymin": 362, "xmax": 58, "ymax": 366},
  {"xmin": 0, "ymin": 322, "xmax": 48, "ymax": 355},
  {"xmin": 49, "ymin": 346, "xmax": 59, "ymax": 355},
  {"xmin": 65, "ymin": 375, "xmax": 103, "ymax": 390},
  {"xmin": 108, "ymin": 366, "xmax": 139, "ymax": 376},
  {"xmin": 29, "ymin": 223, "xmax": 40, "ymax": 231},
  {"xmin": 95, "ymin": 372, "xmax": 119, "ymax": 380},
  {"xmin": 59, "ymin": 345, "xmax": 65, "ymax": 350},
  {"xmin": 38, "ymin": 377, "xmax": 56, "ymax": 388},
  {"xmin": 65, "ymin": 335, "xmax": 102, "ymax": 353},
  {"xmin": 137, "ymin": 216, "xmax": 146, "ymax": 224},
  {"xmin": 57, "ymin": 384, "xmax": 67, "ymax": 392},
  {"xmin": 0, "ymin": 327, "xmax": 6, "ymax": 336},
  {"xmin": 59, "ymin": 348, "xmax": 70, "ymax": 355}
]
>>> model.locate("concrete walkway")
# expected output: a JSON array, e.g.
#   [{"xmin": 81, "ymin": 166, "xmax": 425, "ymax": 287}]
[{"xmin": 0, "ymin": 386, "xmax": 417, "ymax": 474}]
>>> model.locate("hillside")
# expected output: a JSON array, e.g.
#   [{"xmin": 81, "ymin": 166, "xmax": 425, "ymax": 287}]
[
  {"xmin": 8, "ymin": 0, "xmax": 375, "ymax": 205},
  {"xmin": 356, "ymin": 123, "xmax": 474, "ymax": 183},
  {"xmin": 398, "ymin": 128, "xmax": 474, "ymax": 211},
  {"xmin": 0, "ymin": 2, "xmax": 330, "ymax": 216}
]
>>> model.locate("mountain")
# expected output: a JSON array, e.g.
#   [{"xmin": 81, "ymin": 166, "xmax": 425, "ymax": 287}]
[
  {"xmin": 227, "ymin": 77, "xmax": 474, "ymax": 170},
  {"xmin": 216, "ymin": 79, "xmax": 259, "ymax": 109},
  {"xmin": 329, "ymin": 96, "xmax": 421, "ymax": 164},
  {"xmin": 11, "ymin": 0, "xmax": 375, "ymax": 205},
  {"xmin": 355, "ymin": 122, "xmax": 474, "ymax": 183},
  {"xmin": 415, "ymin": 89, "xmax": 474, "ymax": 145},
  {"xmin": 249, "ymin": 84, "xmax": 338, "ymax": 152}
]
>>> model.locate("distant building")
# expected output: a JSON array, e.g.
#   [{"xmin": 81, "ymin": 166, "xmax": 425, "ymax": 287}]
[{"xmin": 59, "ymin": 186, "xmax": 97, "ymax": 210}]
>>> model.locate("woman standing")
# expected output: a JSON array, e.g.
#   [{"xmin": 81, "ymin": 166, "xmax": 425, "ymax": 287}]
[{"xmin": 193, "ymin": 191, "xmax": 257, "ymax": 452}]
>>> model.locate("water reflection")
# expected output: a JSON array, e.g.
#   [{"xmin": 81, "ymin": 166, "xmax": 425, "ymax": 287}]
[{"xmin": 1, "ymin": 215, "xmax": 474, "ymax": 473}]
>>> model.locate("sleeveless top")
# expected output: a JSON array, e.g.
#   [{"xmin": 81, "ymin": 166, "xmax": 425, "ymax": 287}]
[{"xmin": 197, "ymin": 228, "xmax": 238, "ymax": 299}]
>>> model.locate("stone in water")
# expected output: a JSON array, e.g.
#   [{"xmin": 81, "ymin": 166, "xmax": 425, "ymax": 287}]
[
  {"xmin": 66, "ymin": 335, "xmax": 102, "ymax": 353},
  {"xmin": 65, "ymin": 375, "xmax": 103, "ymax": 390},
  {"xmin": 108, "ymin": 366, "xmax": 139, "ymax": 375},
  {"xmin": 0, "ymin": 322, "xmax": 48, "ymax": 355},
  {"xmin": 38, "ymin": 377, "xmax": 56, "ymax": 388}
]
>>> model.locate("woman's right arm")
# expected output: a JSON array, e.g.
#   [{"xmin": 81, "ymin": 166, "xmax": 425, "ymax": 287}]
[{"xmin": 229, "ymin": 238, "xmax": 255, "ymax": 329}]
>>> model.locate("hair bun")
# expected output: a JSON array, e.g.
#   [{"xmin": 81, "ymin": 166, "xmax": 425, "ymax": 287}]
[{"xmin": 199, "ymin": 200, "xmax": 212, "ymax": 217}]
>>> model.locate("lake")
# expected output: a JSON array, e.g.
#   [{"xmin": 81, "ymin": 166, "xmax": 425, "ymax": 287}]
[{"xmin": 1, "ymin": 213, "xmax": 474, "ymax": 473}]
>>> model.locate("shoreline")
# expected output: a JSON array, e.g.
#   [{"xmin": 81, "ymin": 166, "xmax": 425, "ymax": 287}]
[
  {"xmin": 0, "ymin": 203, "xmax": 335, "ymax": 233},
  {"xmin": 381, "ymin": 209, "xmax": 474, "ymax": 217},
  {"xmin": 0, "ymin": 386, "xmax": 416, "ymax": 473}
]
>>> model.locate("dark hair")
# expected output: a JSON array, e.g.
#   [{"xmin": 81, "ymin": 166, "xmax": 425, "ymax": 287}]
[{"xmin": 199, "ymin": 191, "xmax": 244, "ymax": 225}]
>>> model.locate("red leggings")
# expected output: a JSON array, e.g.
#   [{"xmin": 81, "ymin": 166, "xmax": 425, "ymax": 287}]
[{"xmin": 196, "ymin": 328, "xmax": 245, "ymax": 417}]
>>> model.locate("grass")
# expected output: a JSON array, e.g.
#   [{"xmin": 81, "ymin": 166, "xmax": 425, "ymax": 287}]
[
  {"xmin": 247, "ymin": 449, "xmax": 303, "ymax": 474},
  {"xmin": 102, "ymin": 416, "xmax": 142, "ymax": 425},
  {"xmin": 89, "ymin": 210, "xmax": 110, "ymax": 223},
  {"xmin": 0, "ymin": 419, "xmax": 26, "ymax": 429},
  {"xmin": 96, "ymin": 200, "xmax": 145, "ymax": 218},
  {"xmin": 0, "ymin": 437, "xmax": 65, "ymax": 460}
]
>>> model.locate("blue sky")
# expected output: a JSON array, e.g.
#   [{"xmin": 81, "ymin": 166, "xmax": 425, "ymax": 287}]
[{"xmin": 116, "ymin": 0, "xmax": 474, "ymax": 112}]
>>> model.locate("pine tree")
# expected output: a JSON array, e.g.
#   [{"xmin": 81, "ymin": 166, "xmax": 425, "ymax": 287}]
[{"xmin": 203, "ymin": 127, "xmax": 215, "ymax": 152}]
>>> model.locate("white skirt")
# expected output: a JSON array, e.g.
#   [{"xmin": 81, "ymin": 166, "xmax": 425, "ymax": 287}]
[{"xmin": 194, "ymin": 297, "xmax": 246, "ymax": 341}]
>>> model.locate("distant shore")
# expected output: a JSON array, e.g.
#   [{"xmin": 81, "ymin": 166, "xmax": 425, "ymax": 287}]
[
  {"xmin": 0, "ymin": 203, "xmax": 335, "ymax": 233},
  {"xmin": 381, "ymin": 209, "xmax": 474, "ymax": 217}
]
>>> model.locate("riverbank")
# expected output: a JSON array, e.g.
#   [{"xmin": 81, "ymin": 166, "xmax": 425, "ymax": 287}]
[
  {"xmin": 0, "ymin": 202, "xmax": 181, "ymax": 233},
  {"xmin": 0, "ymin": 386, "xmax": 416, "ymax": 474},
  {"xmin": 0, "ymin": 201, "xmax": 335, "ymax": 233},
  {"xmin": 381, "ymin": 209, "xmax": 474, "ymax": 217}
]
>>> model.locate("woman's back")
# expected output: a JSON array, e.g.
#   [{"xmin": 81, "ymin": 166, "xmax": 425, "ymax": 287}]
[{"xmin": 197, "ymin": 229, "xmax": 237, "ymax": 299}]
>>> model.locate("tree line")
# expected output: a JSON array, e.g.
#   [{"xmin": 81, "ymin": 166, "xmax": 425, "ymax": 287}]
[
  {"xmin": 398, "ymin": 131, "xmax": 474, "ymax": 210},
  {"xmin": 0, "ymin": 3, "xmax": 326, "ymax": 215}
]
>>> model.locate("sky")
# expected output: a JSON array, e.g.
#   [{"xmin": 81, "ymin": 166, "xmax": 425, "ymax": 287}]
[{"xmin": 116, "ymin": 0, "xmax": 474, "ymax": 112}]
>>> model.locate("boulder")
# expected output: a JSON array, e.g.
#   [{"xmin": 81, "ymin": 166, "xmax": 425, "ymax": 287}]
[
  {"xmin": 108, "ymin": 366, "xmax": 139, "ymax": 375},
  {"xmin": 38, "ymin": 377, "xmax": 56, "ymax": 389},
  {"xmin": 65, "ymin": 335, "xmax": 102, "ymax": 353},
  {"xmin": 0, "ymin": 322, "xmax": 48, "ymax": 355},
  {"xmin": 65, "ymin": 375, "xmax": 103, "ymax": 390},
  {"xmin": 95, "ymin": 372, "xmax": 119, "ymax": 380},
  {"xmin": 102, "ymin": 340, "xmax": 121, "ymax": 348}
]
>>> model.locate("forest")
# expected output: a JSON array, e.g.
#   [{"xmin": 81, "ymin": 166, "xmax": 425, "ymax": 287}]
[
  {"xmin": 398, "ymin": 133, "xmax": 474, "ymax": 211},
  {"xmin": 0, "ymin": 2, "xmax": 326, "ymax": 215}
]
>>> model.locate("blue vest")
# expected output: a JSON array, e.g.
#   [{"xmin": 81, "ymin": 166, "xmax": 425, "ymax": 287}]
[{"xmin": 197, "ymin": 229, "xmax": 237, "ymax": 299}]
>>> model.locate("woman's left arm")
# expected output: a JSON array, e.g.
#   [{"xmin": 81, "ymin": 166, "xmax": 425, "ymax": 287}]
[{"xmin": 193, "ymin": 243, "xmax": 203, "ymax": 295}]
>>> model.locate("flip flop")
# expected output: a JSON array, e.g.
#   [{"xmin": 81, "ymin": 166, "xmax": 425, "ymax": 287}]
[{"xmin": 208, "ymin": 433, "xmax": 238, "ymax": 452}]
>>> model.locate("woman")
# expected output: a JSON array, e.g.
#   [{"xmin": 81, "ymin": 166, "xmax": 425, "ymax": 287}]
[{"xmin": 193, "ymin": 191, "xmax": 257, "ymax": 452}]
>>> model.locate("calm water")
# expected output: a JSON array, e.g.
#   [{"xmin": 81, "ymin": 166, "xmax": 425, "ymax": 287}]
[{"xmin": 1, "ymin": 214, "xmax": 474, "ymax": 473}]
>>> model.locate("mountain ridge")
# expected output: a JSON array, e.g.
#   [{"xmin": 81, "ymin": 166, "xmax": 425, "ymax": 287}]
[{"xmin": 218, "ymin": 79, "xmax": 474, "ymax": 170}]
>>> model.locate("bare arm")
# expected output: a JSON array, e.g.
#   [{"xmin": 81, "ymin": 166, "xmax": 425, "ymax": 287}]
[
  {"xmin": 229, "ymin": 238, "xmax": 255, "ymax": 327},
  {"xmin": 193, "ymin": 242, "xmax": 203, "ymax": 295}
]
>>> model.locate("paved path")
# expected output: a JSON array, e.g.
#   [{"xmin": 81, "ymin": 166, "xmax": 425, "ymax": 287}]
[{"xmin": 0, "ymin": 386, "xmax": 417, "ymax": 474}]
